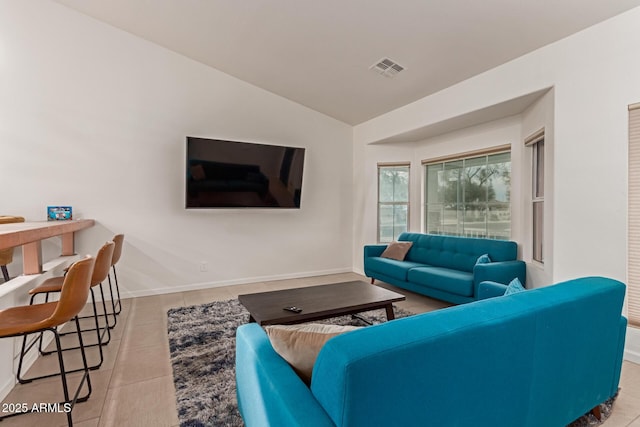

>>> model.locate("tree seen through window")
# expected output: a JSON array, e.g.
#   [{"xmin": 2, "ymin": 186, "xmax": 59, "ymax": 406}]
[{"xmin": 425, "ymin": 152, "xmax": 510, "ymax": 239}]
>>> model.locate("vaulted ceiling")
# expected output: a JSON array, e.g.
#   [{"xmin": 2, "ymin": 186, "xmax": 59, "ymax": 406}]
[{"xmin": 54, "ymin": 0, "xmax": 640, "ymax": 125}]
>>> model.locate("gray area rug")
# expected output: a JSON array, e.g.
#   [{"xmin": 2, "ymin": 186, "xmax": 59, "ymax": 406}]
[{"xmin": 167, "ymin": 298, "xmax": 616, "ymax": 427}]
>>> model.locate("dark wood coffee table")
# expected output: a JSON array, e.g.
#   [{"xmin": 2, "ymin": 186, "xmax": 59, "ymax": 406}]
[{"xmin": 237, "ymin": 280, "xmax": 406, "ymax": 326}]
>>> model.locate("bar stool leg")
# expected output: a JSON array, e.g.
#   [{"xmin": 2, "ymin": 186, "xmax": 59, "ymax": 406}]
[
  {"xmin": 111, "ymin": 265, "xmax": 122, "ymax": 314},
  {"xmin": 37, "ymin": 292, "xmax": 51, "ymax": 355},
  {"xmin": 16, "ymin": 334, "xmax": 32, "ymax": 384},
  {"xmin": 99, "ymin": 284, "xmax": 112, "ymax": 341},
  {"xmin": 39, "ymin": 288, "xmax": 109, "ymax": 366},
  {"xmin": 54, "ymin": 317, "xmax": 92, "ymax": 426},
  {"xmin": 71, "ymin": 316, "xmax": 92, "ymax": 402},
  {"xmin": 58, "ymin": 285, "xmax": 112, "ymax": 344},
  {"xmin": 53, "ymin": 327, "xmax": 73, "ymax": 425},
  {"xmin": 1, "ymin": 265, "xmax": 9, "ymax": 282},
  {"xmin": 106, "ymin": 273, "xmax": 118, "ymax": 328}
]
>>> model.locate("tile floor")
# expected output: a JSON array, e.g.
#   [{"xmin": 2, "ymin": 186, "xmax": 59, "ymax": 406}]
[{"xmin": 1, "ymin": 272, "xmax": 640, "ymax": 426}]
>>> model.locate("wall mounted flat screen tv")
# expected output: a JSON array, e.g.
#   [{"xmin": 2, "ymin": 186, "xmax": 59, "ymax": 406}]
[{"xmin": 186, "ymin": 137, "xmax": 305, "ymax": 209}]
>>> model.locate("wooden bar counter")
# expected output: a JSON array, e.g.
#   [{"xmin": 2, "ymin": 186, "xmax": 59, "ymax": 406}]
[{"xmin": 0, "ymin": 219, "xmax": 94, "ymax": 275}]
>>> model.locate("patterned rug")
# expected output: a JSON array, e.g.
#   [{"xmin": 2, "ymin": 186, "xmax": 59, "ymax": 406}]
[
  {"xmin": 167, "ymin": 299, "xmax": 411, "ymax": 426},
  {"xmin": 167, "ymin": 299, "xmax": 616, "ymax": 427}
]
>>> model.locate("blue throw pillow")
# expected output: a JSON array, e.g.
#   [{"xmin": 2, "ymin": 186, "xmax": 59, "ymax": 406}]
[
  {"xmin": 504, "ymin": 278, "xmax": 525, "ymax": 296},
  {"xmin": 475, "ymin": 254, "xmax": 491, "ymax": 265}
]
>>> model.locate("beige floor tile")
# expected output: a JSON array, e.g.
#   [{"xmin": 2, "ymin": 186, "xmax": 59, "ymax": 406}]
[
  {"xmin": 223, "ymin": 281, "xmax": 270, "ymax": 297},
  {"xmin": 181, "ymin": 286, "xmax": 235, "ymax": 307},
  {"xmin": 68, "ymin": 316, "xmax": 127, "ymax": 343},
  {"xmin": 604, "ymin": 390, "xmax": 640, "ymax": 426},
  {"xmin": 262, "ymin": 273, "xmax": 362, "ymax": 291},
  {"xmin": 374, "ymin": 282, "xmax": 453, "ymax": 314},
  {"xmin": 126, "ymin": 303, "xmax": 171, "ymax": 328},
  {"xmin": 98, "ymin": 375, "xmax": 178, "ymax": 427},
  {"xmin": 620, "ymin": 360, "xmax": 640, "ymax": 400},
  {"xmin": 23, "ymin": 338, "xmax": 120, "ymax": 380},
  {"xmin": 64, "ymin": 417, "xmax": 100, "ymax": 427},
  {"xmin": 134, "ymin": 293, "xmax": 185, "ymax": 311},
  {"xmin": 332, "ymin": 272, "xmax": 369, "ymax": 282},
  {"xmin": 45, "ymin": 322, "xmax": 120, "ymax": 352},
  {"xmin": 110, "ymin": 343, "xmax": 172, "ymax": 388},
  {"xmin": 0, "ymin": 368, "xmax": 111, "ymax": 427},
  {"xmin": 119, "ymin": 322, "xmax": 169, "ymax": 351}
]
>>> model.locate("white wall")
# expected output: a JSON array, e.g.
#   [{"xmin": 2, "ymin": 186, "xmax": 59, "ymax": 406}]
[
  {"xmin": 352, "ymin": 115, "xmax": 523, "ymax": 275},
  {"xmin": 354, "ymin": 7, "xmax": 640, "ymax": 360},
  {"xmin": 412, "ymin": 116, "xmax": 523, "ymax": 239},
  {"xmin": 351, "ymin": 140, "xmax": 414, "ymax": 260},
  {"xmin": 0, "ymin": 1, "xmax": 354, "ymax": 396},
  {"xmin": 519, "ymin": 90, "xmax": 555, "ymax": 287},
  {"xmin": 0, "ymin": 0, "xmax": 354, "ymax": 297}
]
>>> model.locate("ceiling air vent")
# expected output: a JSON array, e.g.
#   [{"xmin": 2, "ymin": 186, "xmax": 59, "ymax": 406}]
[{"xmin": 370, "ymin": 57, "xmax": 405, "ymax": 78}]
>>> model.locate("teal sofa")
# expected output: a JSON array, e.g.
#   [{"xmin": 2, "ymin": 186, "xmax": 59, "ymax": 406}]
[
  {"xmin": 235, "ymin": 276, "xmax": 627, "ymax": 427},
  {"xmin": 364, "ymin": 232, "xmax": 526, "ymax": 304}
]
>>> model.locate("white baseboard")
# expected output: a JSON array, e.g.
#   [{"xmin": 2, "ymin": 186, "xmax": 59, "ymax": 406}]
[
  {"xmin": 120, "ymin": 267, "xmax": 355, "ymax": 299},
  {"xmin": 625, "ymin": 327, "xmax": 640, "ymax": 364},
  {"xmin": 624, "ymin": 349, "xmax": 640, "ymax": 364}
]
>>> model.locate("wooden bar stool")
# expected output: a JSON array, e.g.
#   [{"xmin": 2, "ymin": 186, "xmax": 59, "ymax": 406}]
[
  {"xmin": 20, "ymin": 242, "xmax": 115, "ymax": 373},
  {"xmin": 0, "ymin": 256, "xmax": 95, "ymax": 427}
]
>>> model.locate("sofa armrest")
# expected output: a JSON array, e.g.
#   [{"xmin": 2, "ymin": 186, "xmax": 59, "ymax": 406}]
[
  {"xmin": 476, "ymin": 281, "xmax": 508, "ymax": 300},
  {"xmin": 473, "ymin": 260, "xmax": 526, "ymax": 289},
  {"xmin": 364, "ymin": 244, "xmax": 387, "ymax": 258},
  {"xmin": 235, "ymin": 324, "xmax": 335, "ymax": 427},
  {"xmin": 612, "ymin": 316, "xmax": 628, "ymax": 395}
]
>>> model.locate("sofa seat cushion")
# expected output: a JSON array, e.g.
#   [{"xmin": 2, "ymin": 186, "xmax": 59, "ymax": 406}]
[
  {"xmin": 365, "ymin": 257, "xmax": 426, "ymax": 281},
  {"xmin": 407, "ymin": 267, "xmax": 474, "ymax": 297}
]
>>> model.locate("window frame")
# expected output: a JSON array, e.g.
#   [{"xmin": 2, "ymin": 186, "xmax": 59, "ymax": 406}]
[
  {"xmin": 627, "ymin": 103, "xmax": 640, "ymax": 327},
  {"xmin": 422, "ymin": 145, "xmax": 511, "ymax": 240},
  {"xmin": 525, "ymin": 129, "xmax": 545, "ymax": 264},
  {"xmin": 377, "ymin": 162, "xmax": 410, "ymax": 243}
]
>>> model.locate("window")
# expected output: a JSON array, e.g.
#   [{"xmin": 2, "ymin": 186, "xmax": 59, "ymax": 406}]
[
  {"xmin": 378, "ymin": 164, "xmax": 410, "ymax": 243},
  {"xmin": 526, "ymin": 130, "xmax": 545, "ymax": 263},
  {"xmin": 424, "ymin": 147, "xmax": 511, "ymax": 239},
  {"xmin": 628, "ymin": 103, "xmax": 640, "ymax": 327}
]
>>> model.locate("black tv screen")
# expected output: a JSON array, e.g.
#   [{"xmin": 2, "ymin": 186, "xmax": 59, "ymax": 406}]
[{"xmin": 186, "ymin": 137, "xmax": 305, "ymax": 208}]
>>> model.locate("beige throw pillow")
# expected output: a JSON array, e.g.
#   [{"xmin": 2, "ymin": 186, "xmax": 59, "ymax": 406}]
[
  {"xmin": 265, "ymin": 323, "xmax": 360, "ymax": 384},
  {"xmin": 380, "ymin": 241, "xmax": 413, "ymax": 261}
]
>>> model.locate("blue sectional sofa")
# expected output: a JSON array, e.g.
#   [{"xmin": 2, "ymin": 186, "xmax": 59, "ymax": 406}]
[
  {"xmin": 364, "ymin": 232, "xmax": 526, "ymax": 304},
  {"xmin": 235, "ymin": 276, "xmax": 627, "ymax": 427}
]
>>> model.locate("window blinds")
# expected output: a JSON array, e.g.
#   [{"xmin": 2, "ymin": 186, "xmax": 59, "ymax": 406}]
[
  {"xmin": 628, "ymin": 102, "xmax": 640, "ymax": 327},
  {"xmin": 420, "ymin": 144, "xmax": 510, "ymax": 165}
]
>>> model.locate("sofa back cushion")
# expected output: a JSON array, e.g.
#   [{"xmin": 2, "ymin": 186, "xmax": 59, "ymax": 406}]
[
  {"xmin": 311, "ymin": 277, "xmax": 626, "ymax": 427},
  {"xmin": 398, "ymin": 232, "xmax": 518, "ymax": 272}
]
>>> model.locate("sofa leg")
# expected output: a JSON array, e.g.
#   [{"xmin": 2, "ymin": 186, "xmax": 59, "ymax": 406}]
[
  {"xmin": 590, "ymin": 405, "xmax": 602, "ymax": 420},
  {"xmin": 370, "ymin": 278, "xmax": 375, "ymax": 285}
]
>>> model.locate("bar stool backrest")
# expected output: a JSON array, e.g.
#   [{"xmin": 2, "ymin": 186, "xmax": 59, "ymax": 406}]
[
  {"xmin": 48, "ymin": 256, "xmax": 95, "ymax": 328},
  {"xmin": 111, "ymin": 234, "xmax": 124, "ymax": 267},
  {"xmin": 92, "ymin": 242, "xmax": 115, "ymax": 287}
]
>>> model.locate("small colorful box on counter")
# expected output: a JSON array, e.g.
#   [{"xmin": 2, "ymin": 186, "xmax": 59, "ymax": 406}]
[{"xmin": 47, "ymin": 206, "xmax": 73, "ymax": 221}]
